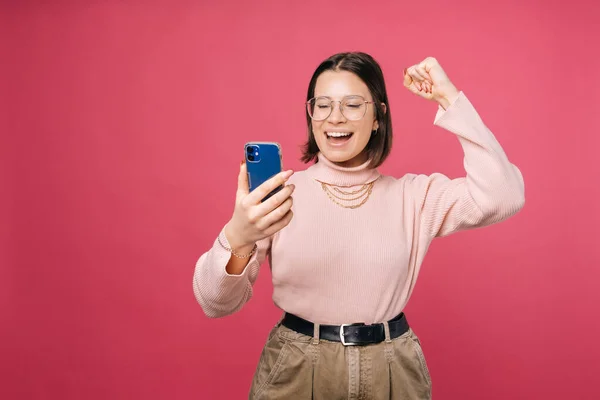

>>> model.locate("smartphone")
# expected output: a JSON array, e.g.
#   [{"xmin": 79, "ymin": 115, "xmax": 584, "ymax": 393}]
[{"xmin": 245, "ymin": 142, "xmax": 283, "ymax": 202}]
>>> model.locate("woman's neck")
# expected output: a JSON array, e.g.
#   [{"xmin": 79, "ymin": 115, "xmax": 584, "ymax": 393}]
[{"xmin": 307, "ymin": 152, "xmax": 380, "ymax": 186}]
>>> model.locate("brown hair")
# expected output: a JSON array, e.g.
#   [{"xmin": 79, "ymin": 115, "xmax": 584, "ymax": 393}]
[{"xmin": 301, "ymin": 52, "xmax": 393, "ymax": 168}]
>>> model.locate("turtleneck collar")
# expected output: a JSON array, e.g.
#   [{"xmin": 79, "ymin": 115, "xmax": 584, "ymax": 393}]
[{"xmin": 306, "ymin": 152, "xmax": 381, "ymax": 186}]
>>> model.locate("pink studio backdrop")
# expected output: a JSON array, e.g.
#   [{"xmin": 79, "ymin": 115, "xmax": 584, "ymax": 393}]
[{"xmin": 2, "ymin": 1, "xmax": 599, "ymax": 399}]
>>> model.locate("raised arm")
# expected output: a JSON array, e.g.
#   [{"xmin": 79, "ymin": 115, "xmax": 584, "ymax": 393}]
[{"xmin": 402, "ymin": 57, "xmax": 525, "ymax": 237}]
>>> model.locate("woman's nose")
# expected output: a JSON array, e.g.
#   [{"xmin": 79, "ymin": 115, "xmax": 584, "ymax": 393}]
[{"xmin": 327, "ymin": 102, "xmax": 346, "ymax": 123}]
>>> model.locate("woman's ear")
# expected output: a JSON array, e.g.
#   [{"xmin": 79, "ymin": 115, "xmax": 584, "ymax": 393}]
[{"xmin": 373, "ymin": 103, "xmax": 386, "ymax": 131}]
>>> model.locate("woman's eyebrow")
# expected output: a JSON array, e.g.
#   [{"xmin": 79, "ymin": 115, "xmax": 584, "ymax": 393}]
[{"xmin": 313, "ymin": 94, "xmax": 365, "ymax": 98}]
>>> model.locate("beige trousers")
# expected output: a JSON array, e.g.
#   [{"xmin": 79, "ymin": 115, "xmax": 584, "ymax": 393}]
[{"xmin": 249, "ymin": 318, "xmax": 432, "ymax": 399}]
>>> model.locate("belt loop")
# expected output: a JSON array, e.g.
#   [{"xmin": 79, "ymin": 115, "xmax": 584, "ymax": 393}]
[
  {"xmin": 313, "ymin": 322, "xmax": 320, "ymax": 345},
  {"xmin": 383, "ymin": 321, "xmax": 392, "ymax": 343}
]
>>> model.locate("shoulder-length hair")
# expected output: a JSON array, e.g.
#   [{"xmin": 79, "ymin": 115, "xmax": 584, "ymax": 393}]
[{"xmin": 301, "ymin": 52, "xmax": 393, "ymax": 168}]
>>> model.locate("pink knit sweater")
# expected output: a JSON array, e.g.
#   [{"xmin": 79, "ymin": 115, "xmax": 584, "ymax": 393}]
[{"xmin": 193, "ymin": 92, "xmax": 525, "ymax": 325}]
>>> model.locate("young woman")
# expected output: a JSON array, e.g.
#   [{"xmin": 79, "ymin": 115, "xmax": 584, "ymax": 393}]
[{"xmin": 193, "ymin": 52, "xmax": 525, "ymax": 399}]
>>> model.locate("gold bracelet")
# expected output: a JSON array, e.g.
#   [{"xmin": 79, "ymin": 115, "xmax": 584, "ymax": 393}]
[{"xmin": 217, "ymin": 235, "xmax": 257, "ymax": 259}]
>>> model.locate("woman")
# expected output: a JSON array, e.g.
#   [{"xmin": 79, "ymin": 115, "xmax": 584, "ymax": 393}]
[{"xmin": 193, "ymin": 52, "xmax": 525, "ymax": 399}]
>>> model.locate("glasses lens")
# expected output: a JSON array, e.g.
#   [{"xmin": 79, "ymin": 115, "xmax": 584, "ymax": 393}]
[
  {"xmin": 308, "ymin": 97, "xmax": 331, "ymax": 121},
  {"xmin": 341, "ymin": 96, "xmax": 366, "ymax": 121},
  {"xmin": 307, "ymin": 96, "xmax": 368, "ymax": 121}
]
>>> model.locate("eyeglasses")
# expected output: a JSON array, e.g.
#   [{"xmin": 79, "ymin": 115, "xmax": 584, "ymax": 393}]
[{"xmin": 306, "ymin": 95, "xmax": 375, "ymax": 121}]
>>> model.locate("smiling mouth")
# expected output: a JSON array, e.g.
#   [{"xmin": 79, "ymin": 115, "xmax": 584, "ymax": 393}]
[{"xmin": 325, "ymin": 132, "xmax": 354, "ymax": 144}]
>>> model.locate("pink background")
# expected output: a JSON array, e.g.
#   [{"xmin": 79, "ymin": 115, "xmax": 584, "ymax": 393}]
[{"xmin": 2, "ymin": 1, "xmax": 599, "ymax": 399}]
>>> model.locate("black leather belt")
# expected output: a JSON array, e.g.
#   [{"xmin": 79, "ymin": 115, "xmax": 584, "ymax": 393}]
[{"xmin": 281, "ymin": 312, "xmax": 409, "ymax": 346}]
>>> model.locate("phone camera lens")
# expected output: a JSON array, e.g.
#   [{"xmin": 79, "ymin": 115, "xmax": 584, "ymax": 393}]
[
  {"xmin": 247, "ymin": 146, "xmax": 254, "ymax": 153},
  {"xmin": 248, "ymin": 154, "xmax": 255, "ymax": 161}
]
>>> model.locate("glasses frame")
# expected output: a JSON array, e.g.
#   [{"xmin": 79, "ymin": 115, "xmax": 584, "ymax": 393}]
[{"xmin": 306, "ymin": 95, "xmax": 376, "ymax": 121}]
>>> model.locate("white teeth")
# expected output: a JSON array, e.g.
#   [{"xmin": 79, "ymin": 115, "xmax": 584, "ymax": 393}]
[{"xmin": 326, "ymin": 132, "xmax": 352, "ymax": 138}]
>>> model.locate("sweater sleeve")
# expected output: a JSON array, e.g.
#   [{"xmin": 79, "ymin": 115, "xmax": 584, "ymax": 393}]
[
  {"xmin": 192, "ymin": 228, "xmax": 271, "ymax": 318},
  {"xmin": 408, "ymin": 92, "xmax": 525, "ymax": 238}
]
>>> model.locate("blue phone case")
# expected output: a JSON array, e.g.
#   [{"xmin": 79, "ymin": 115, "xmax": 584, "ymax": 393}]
[{"xmin": 245, "ymin": 142, "xmax": 283, "ymax": 201}]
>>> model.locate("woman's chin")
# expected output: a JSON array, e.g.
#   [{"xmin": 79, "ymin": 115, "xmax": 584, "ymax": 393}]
[
  {"xmin": 322, "ymin": 150, "xmax": 353, "ymax": 163},
  {"xmin": 321, "ymin": 149, "xmax": 366, "ymax": 167}
]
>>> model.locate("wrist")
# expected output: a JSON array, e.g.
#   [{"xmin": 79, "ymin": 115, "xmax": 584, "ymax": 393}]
[
  {"xmin": 223, "ymin": 222, "xmax": 253, "ymax": 251},
  {"xmin": 436, "ymin": 85, "xmax": 460, "ymax": 110}
]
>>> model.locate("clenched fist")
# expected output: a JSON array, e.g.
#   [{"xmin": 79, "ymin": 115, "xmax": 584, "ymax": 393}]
[{"xmin": 403, "ymin": 57, "xmax": 460, "ymax": 110}]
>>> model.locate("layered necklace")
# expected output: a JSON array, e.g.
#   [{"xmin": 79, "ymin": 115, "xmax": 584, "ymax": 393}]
[{"xmin": 315, "ymin": 176, "xmax": 380, "ymax": 209}]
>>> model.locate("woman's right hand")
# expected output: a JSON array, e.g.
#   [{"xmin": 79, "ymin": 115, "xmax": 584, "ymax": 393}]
[{"xmin": 223, "ymin": 162, "xmax": 295, "ymax": 252}]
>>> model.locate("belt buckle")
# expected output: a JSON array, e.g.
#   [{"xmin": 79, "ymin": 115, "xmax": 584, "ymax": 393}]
[{"xmin": 339, "ymin": 324, "xmax": 359, "ymax": 346}]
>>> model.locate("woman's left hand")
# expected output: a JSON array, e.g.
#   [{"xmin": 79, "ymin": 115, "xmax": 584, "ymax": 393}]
[{"xmin": 403, "ymin": 57, "xmax": 460, "ymax": 110}]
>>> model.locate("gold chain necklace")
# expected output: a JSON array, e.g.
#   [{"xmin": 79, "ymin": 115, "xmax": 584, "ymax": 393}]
[{"xmin": 315, "ymin": 177, "xmax": 380, "ymax": 209}]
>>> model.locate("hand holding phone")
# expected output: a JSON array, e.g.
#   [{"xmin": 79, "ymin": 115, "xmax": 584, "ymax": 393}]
[
  {"xmin": 223, "ymin": 143, "xmax": 296, "ymax": 252},
  {"xmin": 245, "ymin": 142, "xmax": 284, "ymax": 201}
]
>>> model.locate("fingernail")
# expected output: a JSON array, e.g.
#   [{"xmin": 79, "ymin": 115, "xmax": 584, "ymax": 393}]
[
  {"xmin": 282, "ymin": 170, "xmax": 294, "ymax": 179},
  {"xmin": 403, "ymin": 68, "xmax": 407, "ymax": 75}
]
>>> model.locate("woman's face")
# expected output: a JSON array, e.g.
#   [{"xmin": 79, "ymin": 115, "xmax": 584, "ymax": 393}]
[{"xmin": 311, "ymin": 70, "xmax": 379, "ymax": 168}]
